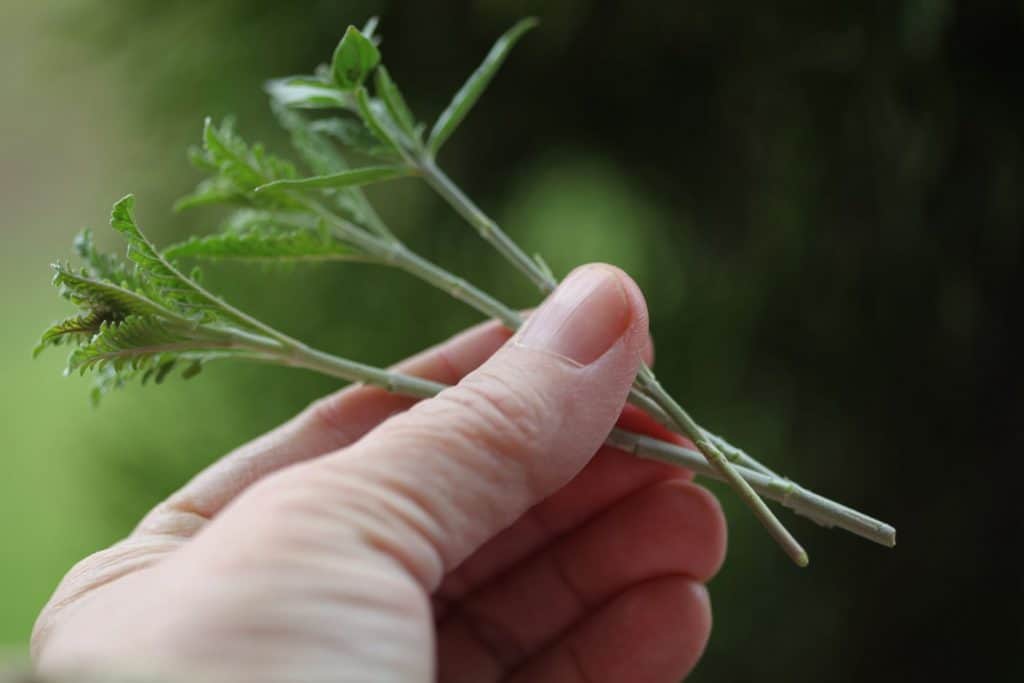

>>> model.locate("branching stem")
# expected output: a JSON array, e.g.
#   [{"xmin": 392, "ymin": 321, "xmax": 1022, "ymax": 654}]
[
  {"xmin": 233, "ymin": 323, "xmax": 893, "ymax": 549},
  {"xmin": 414, "ymin": 156, "xmax": 808, "ymax": 565}
]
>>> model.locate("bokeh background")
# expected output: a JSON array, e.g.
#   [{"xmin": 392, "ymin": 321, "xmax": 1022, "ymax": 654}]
[{"xmin": 2, "ymin": 0, "xmax": 1020, "ymax": 679}]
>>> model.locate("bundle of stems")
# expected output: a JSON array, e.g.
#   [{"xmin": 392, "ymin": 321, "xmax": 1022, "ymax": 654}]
[{"xmin": 38, "ymin": 18, "xmax": 895, "ymax": 566}]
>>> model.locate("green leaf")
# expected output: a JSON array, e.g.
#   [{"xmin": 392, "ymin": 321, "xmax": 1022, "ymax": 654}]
[
  {"xmin": 374, "ymin": 66, "xmax": 419, "ymax": 143},
  {"xmin": 355, "ymin": 87, "xmax": 400, "ymax": 151},
  {"xmin": 271, "ymin": 110, "xmax": 393, "ymax": 234},
  {"xmin": 164, "ymin": 226, "xmax": 363, "ymax": 264},
  {"xmin": 178, "ymin": 118, "xmax": 301, "ymax": 211},
  {"xmin": 107, "ymin": 195, "xmax": 265, "ymax": 329},
  {"xmin": 254, "ymin": 165, "xmax": 410, "ymax": 194},
  {"xmin": 73, "ymin": 229, "xmax": 131, "ymax": 282},
  {"xmin": 361, "ymin": 16, "xmax": 380, "ymax": 40},
  {"xmin": 331, "ymin": 26, "xmax": 381, "ymax": 90},
  {"xmin": 308, "ymin": 117, "xmax": 396, "ymax": 159},
  {"xmin": 39, "ymin": 198, "xmax": 286, "ymax": 401},
  {"xmin": 265, "ymin": 77, "xmax": 348, "ymax": 110},
  {"xmin": 51, "ymin": 264, "xmax": 174, "ymax": 321},
  {"xmin": 427, "ymin": 18, "xmax": 538, "ymax": 156},
  {"xmin": 219, "ymin": 208, "xmax": 320, "ymax": 234},
  {"xmin": 271, "ymin": 104, "xmax": 350, "ymax": 175},
  {"xmin": 35, "ymin": 312, "xmax": 109, "ymax": 357},
  {"xmin": 173, "ymin": 177, "xmax": 240, "ymax": 212}
]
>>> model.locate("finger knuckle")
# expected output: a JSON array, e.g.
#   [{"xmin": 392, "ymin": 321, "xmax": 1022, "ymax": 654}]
[{"xmin": 449, "ymin": 368, "xmax": 550, "ymax": 452}]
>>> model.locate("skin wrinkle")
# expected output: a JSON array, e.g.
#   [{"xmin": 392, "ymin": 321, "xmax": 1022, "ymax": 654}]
[
  {"xmin": 245, "ymin": 469, "xmax": 444, "ymax": 588},
  {"xmin": 564, "ymin": 633, "xmax": 598, "ymax": 683},
  {"xmin": 32, "ymin": 267, "xmax": 723, "ymax": 682},
  {"xmin": 432, "ymin": 477, "xmax": 725, "ymax": 682},
  {"xmin": 32, "ymin": 540, "xmax": 178, "ymax": 657},
  {"xmin": 436, "ymin": 507, "xmax": 549, "ymax": 604},
  {"xmin": 445, "ymin": 545, "xmax": 594, "ymax": 678}
]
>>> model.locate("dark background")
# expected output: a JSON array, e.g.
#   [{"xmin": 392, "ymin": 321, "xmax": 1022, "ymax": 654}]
[{"xmin": 1, "ymin": 1, "xmax": 1019, "ymax": 679}]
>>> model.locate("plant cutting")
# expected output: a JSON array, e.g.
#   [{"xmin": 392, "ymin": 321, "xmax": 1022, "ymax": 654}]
[{"xmin": 37, "ymin": 18, "xmax": 895, "ymax": 565}]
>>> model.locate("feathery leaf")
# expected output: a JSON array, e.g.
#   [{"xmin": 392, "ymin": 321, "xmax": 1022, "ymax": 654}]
[
  {"xmin": 39, "ymin": 198, "xmax": 288, "ymax": 400},
  {"xmin": 164, "ymin": 225, "xmax": 363, "ymax": 264},
  {"xmin": 178, "ymin": 118, "xmax": 301, "ymax": 211}
]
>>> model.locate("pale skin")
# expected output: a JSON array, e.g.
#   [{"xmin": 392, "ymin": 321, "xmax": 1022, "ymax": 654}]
[{"xmin": 32, "ymin": 264, "xmax": 727, "ymax": 682}]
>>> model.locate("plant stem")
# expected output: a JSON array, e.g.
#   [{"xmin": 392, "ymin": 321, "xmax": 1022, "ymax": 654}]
[
  {"xmin": 634, "ymin": 365, "xmax": 808, "ymax": 565},
  {"xmin": 282, "ymin": 341, "xmax": 445, "ymax": 398},
  {"xmin": 235, "ymin": 326, "xmax": 894, "ymax": 549},
  {"xmin": 415, "ymin": 156, "xmax": 808, "ymax": 565},
  {"xmin": 303, "ymin": 197, "xmax": 524, "ymax": 329},
  {"xmin": 605, "ymin": 429, "xmax": 896, "ymax": 548},
  {"xmin": 294, "ymin": 177, "xmax": 787, "ymax": 526},
  {"xmin": 419, "ymin": 158, "xmax": 556, "ymax": 294}
]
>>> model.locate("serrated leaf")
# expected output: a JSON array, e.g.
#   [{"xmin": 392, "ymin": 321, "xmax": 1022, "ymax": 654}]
[
  {"xmin": 39, "ymin": 199, "xmax": 289, "ymax": 401},
  {"xmin": 179, "ymin": 118, "xmax": 301, "ymax": 211},
  {"xmin": 164, "ymin": 227, "xmax": 363, "ymax": 264},
  {"xmin": 35, "ymin": 312, "xmax": 108, "ymax": 357},
  {"xmin": 64, "ymin": 314, "xmax": 238, "ymax": 401},
  {"xmin": 254, "ymin": 165, "xmax": 409, "ymax": 194},
  {"xmin": 106, "ymin": 195, "xmax": 268, "ymax": 329},
  {"xmin": 51, "ymin": 264, "xmax": 175, "ymax": 321},
  {"xmin": 374, "ymin": 66, "xmax": 419, "ymax": 143},
  {"xmin": 73, "ymin": 228, "xmax": 130, "ymax": 282},
  {"xmin": 331, "ymin": 26, "xmax": 381, "ymax": 90},
  {"xmin": 173, "ymin": 176, "xmax": 241, "ymax": 212},
  {"xmin": 428, "ymin": 18, "xmax": 538, "ymax": 156}
]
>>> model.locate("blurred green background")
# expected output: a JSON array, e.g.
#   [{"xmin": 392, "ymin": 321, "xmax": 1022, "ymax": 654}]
[{"xmin": 1, "ymin": 0, "xmax": 1019, "ymax": 679}]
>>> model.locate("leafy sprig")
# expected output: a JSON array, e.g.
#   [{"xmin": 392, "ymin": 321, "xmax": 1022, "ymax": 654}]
[{"xmin": 38, "ymin": 18, "xmax": 895, "ymax": 560}]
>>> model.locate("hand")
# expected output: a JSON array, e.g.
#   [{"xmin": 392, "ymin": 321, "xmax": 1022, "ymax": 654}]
[{"xmin": 32, "ymin": 264, "xmax": 727, "ymax": 682}]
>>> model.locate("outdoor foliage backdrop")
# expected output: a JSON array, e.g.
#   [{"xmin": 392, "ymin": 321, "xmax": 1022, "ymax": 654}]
[{"xmin": 1, "ymin": 1, "xmax": 1019, "ymax": 680}]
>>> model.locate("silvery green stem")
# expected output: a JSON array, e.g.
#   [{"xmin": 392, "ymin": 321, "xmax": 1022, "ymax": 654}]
[
  {"xmin": 282, "ymin": 342, "xmax": 445, "ymax": 398},
  {"xmin": 419, "ymin": 158, "xmax": 557, "ymax": 294},
  {"xmin": 238, "ymin": 325, "xmax": 894, "ymax": 548},
  {"xmin": 296, "ymin": 182, "xmax": 780, "ymax": 500},
  {"xmin": 606, "ymin": 428, "xmax": 896, "ymax": 548},
  {"xmin": 300, "ymin": 197, "xmax": 523, "ymax": 330},
  {"xmin": 415, "ymin": 157, "xmax": 808, "ymax": 565},
  {"xmin": 626, "ymin": 385, "xmax": 778, "ymax": 476},
  {"xmin": 634, "ymin": 364, "xmax": 808, "ymax": 566},
  {"xmin": 704, "ymin": 429, "xmax": 778, "ymax": 477},
  {"xmin": 225, "ymin": 317, "xmax": 444, "ymax": 399}
]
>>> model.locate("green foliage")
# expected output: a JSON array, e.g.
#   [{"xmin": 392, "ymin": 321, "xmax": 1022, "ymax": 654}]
[
  {"xmin": 265, "ymin": 17, "xmax": 537, "ymax": 164},
  {"xmin": 38, "ymin": 196, "xmax": 285, "ymax": 400},
  {"xmin": 309, "ymin": 117, "xmax": 397, "ymax": 160},
  {"xmin": 255, "ymin": 165, "xmax": 410, "ymax": 193},
  {"xmin": 374, "ymin": 66, "xmax": 420, "ymax": 144},
  {"xmin": 176, "ymin": 118, "xmax": 301, "ymax": 211},
  {"xmin": 165, "ymin": 224, "xmax": 362, "ymax": 263},
  {"xmin": 427, "ymin": 17, "xmax": 538, "ymax": 156},
  {"xmin": 330, "ymin": 26, "xmax": 381, "ymax": 90},
  {"xmin": 264, "ymin": 77, "xmax": 348, "ymax": 110},
  {"xmin": 42, "ymin": 18, "xmax": 546, "ymax": 400}
]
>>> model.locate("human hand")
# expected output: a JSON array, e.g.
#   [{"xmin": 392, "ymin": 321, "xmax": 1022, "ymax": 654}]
[{"xmin": 32, "ymin": 264, "xmax": 727, "ymax": 682}]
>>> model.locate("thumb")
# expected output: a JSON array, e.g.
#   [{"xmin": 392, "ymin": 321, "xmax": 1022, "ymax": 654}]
[{"xmin": 240, "ymin": 264, "xmax": 648, "ymax": 591}]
